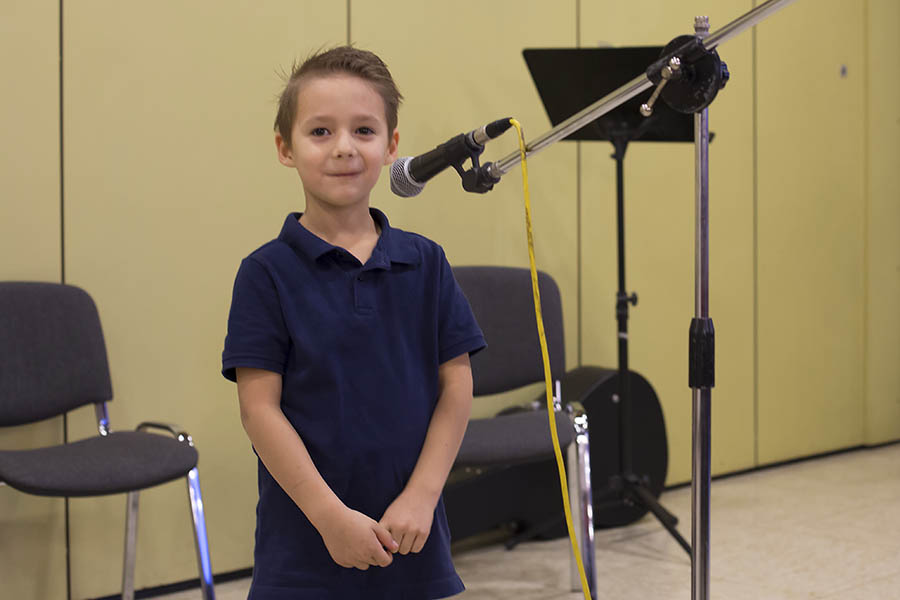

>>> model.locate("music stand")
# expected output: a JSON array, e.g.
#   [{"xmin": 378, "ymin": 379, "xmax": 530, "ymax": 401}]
[{"xmin": 523, "ymin": 46, "xmax": 702, "ymax": 555}]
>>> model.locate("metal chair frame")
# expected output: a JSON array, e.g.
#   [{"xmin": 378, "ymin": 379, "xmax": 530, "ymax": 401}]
[{"xmin": 565, "ymin": 400, "xmax": 597, "ymax": 596}]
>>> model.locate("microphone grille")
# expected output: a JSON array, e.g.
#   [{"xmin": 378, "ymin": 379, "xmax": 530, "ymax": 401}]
[{"xmin": 390, "ymin": 157, "xmax": 425, "ymax": 198}]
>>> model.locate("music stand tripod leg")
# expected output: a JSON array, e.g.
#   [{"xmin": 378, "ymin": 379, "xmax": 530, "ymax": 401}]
[
  {"xmin": 607, "ymin": 131, "xmax": 691, "ymax": 556},
  {"xmin": 627, "ymin": 480, "xmax": 691, "ymax": 554}
]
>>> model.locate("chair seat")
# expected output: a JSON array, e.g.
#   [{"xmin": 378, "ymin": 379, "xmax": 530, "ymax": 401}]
[
  {"xmin": 455, "ymin": 409, "xmax": 575, "ymax": 468},
  {"xmin": 0, "ymin": 430, "xmax": 198, "ymax": 497}
]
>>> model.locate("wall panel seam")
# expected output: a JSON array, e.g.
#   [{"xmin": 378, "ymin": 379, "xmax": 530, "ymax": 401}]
[
  {"xmin": 861, "ymin": 0, "xmax": 870, "ymax": 443},
  {"xmin": 59, "ymin": 0, "xmax": 72, "ymax": 596},
  {"xmin": 751, "ymin": 0, "xmax": 760, "ymax": 468},
  {"xmin": 59, "ymin": 0, "xmax": 65, "ymax": 288},
  {"xmin": 576, "ymin": 0, "xmax": 582, "ymax": 366}
]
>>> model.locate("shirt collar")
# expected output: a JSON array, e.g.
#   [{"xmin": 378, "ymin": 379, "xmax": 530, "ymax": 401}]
[{"xmin": 278, "ymin": 208, "xmax": 421, "ymax": 268}]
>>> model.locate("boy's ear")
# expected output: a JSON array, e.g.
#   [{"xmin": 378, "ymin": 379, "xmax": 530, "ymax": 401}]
[
  {"xmin": 384, "ymin": 128, "xmax": 400, "ymax": 165},
  {"xmin": 275, "ymin": 133, "xmax": 295, "ymax": 167}
]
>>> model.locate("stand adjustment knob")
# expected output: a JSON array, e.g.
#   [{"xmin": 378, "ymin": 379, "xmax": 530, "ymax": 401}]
[
  {"xmin": 720, "ymin": 61, "xmax": 730, "ymax": 89},
  {"xmin": 640, "ymin": 57, "xmax": 682, "ymax": 117},
  {"xmin": 616, "ymin": 291, "xmax": 638, "ymax": 306},
  {"xmin": 694, "ymin": 15, "xmax": 710, "ymax": 37}
]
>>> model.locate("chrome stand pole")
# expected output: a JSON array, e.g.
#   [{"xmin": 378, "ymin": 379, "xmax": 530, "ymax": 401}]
[
  {"xmin": 691, "ymin": 14, "xmax": 715, "ymax": 600},
  {"xmin": 691, "ymin": 22, "xmax": 713, "ymax": 600}
]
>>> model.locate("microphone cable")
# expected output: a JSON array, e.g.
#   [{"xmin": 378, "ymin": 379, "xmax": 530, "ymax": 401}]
[{"xmin": 509, "ymin": 118, "xmax": 592, "ymax": 600}]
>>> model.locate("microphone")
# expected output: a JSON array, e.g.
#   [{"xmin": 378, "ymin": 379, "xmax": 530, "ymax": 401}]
[{"xmin": 390, "ymin": 118, "xmax": 512, "ymax": 197}]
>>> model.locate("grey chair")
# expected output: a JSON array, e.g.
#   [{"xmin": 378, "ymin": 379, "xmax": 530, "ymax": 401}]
[
  {"xmin": 0, "ymin": 282, "xmax": 215, "ymax": 600},
  {"xmin": 449, "ymin": 266, "xmax": 606, "ymax": 598}
]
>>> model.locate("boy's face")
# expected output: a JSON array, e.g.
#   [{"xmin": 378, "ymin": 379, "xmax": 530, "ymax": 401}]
[{"xmin": 276, "ymin": 74, "xmax": 399, "ymax": 211}]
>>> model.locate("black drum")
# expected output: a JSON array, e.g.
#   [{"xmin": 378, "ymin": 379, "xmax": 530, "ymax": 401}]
[
  {"xmin": 445, "ymin": 368, "xmax": 668, "ymax": 542},
  {"xmin": 580, "ymin": 368, "xmax": 668, "ymax": 528}
]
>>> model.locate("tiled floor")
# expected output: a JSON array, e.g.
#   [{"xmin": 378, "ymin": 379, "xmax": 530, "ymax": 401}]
[{"xmin": 160, "ymin": 443, "xmax": 900, "ymax": 599}]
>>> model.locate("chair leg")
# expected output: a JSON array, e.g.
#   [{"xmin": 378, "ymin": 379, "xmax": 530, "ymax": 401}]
[
  {"xmin": 567, "ymin": 410, "xmax": 597, "ymax": 599},
  {"xmin": 186, "ymin": 467, "xmax": 216, "ymax": 600},
  {"xmin": 122, "ymin": 490, "xmax": 140, "ymax": 600}
]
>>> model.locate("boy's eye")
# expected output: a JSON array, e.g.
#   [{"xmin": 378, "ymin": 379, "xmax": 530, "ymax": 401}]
[
  {"xmin": 357, "ymin": 126, "xmax": 375, "ymax": 135},
  {"xmin": 311, "ymin": 127, "xmax": 329, "ymax": 136}
]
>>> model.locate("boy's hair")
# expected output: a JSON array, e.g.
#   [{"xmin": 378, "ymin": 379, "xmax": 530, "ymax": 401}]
[{"xmin": 274, "ymin": 46, "xmax": 403, "ymax": 148}]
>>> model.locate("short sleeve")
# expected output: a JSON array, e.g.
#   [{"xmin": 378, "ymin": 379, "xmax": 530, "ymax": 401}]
[
  {"xmin": 436, "ymin": 248, "xmax": 486, "ymax": 364},
  {"xmin": 221, "ymin": 257, "xmax": 290, "ymax": 382}
]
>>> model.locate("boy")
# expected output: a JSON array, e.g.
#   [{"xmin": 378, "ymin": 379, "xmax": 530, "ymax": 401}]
[{"xmin": 222, "ymin": 46, "xmax": 485, "ymax": 599}]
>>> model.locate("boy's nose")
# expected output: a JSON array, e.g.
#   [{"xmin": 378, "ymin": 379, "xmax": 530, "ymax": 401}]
[{"xmin": 333, "ymin": 130, "xmax": 356, "ymax": 158}]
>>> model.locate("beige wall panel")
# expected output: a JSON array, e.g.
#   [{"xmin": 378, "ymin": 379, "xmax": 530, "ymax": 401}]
[
  {"xmin": 0, "ymin": 0, "xmax": 60, "ymax": 283},
  {"xmin": 0, "ymin": 1, "xmax": 66, "ymax": 599},
  {"xmin": 354, "ymin": 1, "xmax": 579, "ymax": 419},
  {"xmin": 756, "ymin": 1, "xmax": 865, "ymax": 463},
  {"xmin": 865, "ymin": 0, "xmax": 900, "ymax": 444},
  {"xmin": 63, "ymin": 2, "xmax": 345, "ymax": 597},
  {"xmin": 581, "ymin": 1, "xmax": 756, "ymax": 484},
  {"xmin": 0, "ymin": 424, "xmax": 67, "ymax": 600}
]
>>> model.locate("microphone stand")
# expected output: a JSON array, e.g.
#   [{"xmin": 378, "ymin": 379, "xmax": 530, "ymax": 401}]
[
  {"xmin": 473, "ymin": 1, "xmax": 799, "ymax": 598},
  {"xmin": 485, "ymin": 0, "xmax": 796, "ymax": 179}
]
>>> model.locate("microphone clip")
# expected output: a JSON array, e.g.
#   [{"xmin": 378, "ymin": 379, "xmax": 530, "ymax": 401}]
[
  {"xmin": 450, "ymin": 147, "xmax": 500, "ymax": 194},
  {"xmin": 457, "ymin": 161, "xmax": 500, "ymax": 194}
]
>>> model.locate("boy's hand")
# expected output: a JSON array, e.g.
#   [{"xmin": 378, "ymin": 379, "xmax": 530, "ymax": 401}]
[
  {"xmin": 316, "ymin": 505, "xmax": 399, "ymax": 570},
  {"xmin": 379, "ymin": 488, "xmax": 437, "ymax": 555}
]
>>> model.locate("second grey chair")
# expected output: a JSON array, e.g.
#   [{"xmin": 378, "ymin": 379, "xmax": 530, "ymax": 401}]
[
  {"xmin": 448, "ymin": 266, "xmax": 610, "ymax": 598},
  {"xmin": 0, "ymin": 281, "xmax": 215, "ymax": 600}
]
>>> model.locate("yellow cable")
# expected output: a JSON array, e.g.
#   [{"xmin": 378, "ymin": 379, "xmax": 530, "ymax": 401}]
[{"xmin": 509, "ymin": 118, "xmax": 592, "ymax": 600}]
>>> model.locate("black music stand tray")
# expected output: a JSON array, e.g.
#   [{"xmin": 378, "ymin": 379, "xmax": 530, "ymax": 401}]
[{"xmin": 521, "ymin": 46, "xmax": 703, "ymax": 555}]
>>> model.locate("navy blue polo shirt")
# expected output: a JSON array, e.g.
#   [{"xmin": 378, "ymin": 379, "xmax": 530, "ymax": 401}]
[{"xmin": 222, "ymin": 208, "xmax": 485, "ymax": 600}]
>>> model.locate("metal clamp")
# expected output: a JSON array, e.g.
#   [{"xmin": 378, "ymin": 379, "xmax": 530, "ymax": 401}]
[{"xmin": 640, "ymin": 57, "xmax": 682, "ymax": 117}]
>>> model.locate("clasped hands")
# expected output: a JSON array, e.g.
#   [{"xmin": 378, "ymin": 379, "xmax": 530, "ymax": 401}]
[{"xmin": 318, "ymin": 488, "xmax": 436, "ymax": 570}]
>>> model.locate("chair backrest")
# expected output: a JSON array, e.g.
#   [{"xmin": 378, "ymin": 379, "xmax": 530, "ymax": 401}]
[
  {"xmin": 0, "ymin": 282, "xmax": 113, "ymax": 426},
  {"xmin": 452, "ymin": 266, "xmax": 565, "ymax": 397}
]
